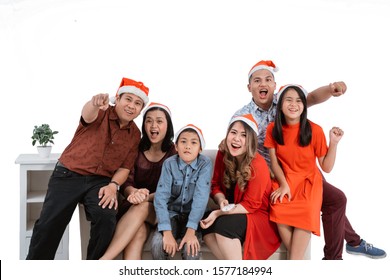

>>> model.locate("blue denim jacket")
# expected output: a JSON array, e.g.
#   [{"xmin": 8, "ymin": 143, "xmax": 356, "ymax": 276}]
[{"xmin": 154, "ymin": 153, "xmax": 212, "ymax": 231}]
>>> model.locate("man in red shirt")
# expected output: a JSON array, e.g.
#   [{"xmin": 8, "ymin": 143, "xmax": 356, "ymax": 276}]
[{"xmin": 26, "ymin": 77, "xmax": 149, "ymax": 260}]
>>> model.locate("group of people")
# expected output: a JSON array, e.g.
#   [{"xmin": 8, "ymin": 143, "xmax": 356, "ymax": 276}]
[{"xmin": 26, "ymin": 60, "xmax": 387, "ymax": 260}]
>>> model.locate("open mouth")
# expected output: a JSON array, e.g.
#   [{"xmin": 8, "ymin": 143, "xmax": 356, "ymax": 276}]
[
  {"xmin": 230, "ymin": 143, "xmax": 241, "ymax": 150},
  {"xmin": 149, "ymin": 130, "xmax": 159, "ymax": 139},
  {"xmin": 259, "ymin": 89, "xmax": 268, "ymax": 98}
]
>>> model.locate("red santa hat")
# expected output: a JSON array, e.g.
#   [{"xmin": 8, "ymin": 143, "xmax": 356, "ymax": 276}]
[
  {"xmin": 143, "ymin": 102, "xmax": 171, "ymax": 117},
  {"xmin": 248, "ymin": 60, "xmax": 279, "ymax": 80},
  {"xmin": 175, "ymin": 124, "xmax": 206, "ymax": 149},
  {"xmin": 276, "ymin": 84, "xmax": 308, "ymax": 101},
  {"xmin": 229, "ymin": 114, "xmax": 259, "ymax": 136},
  {"xmin": 110, "ymin": 77, "xmax": 149, "ymax": 107}
]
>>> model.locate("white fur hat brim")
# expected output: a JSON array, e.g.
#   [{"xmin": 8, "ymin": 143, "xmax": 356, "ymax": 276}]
[
  {"xmin": 175, "ymin": 124, "xmax": 205, "ymax": 150},
  {"xmin": 229, "ymin": 114, "xmax": 259, "ymax": 136},
  {"xmin": 110, "ymin": 85, "xmax": 149, "ymax": 106}
]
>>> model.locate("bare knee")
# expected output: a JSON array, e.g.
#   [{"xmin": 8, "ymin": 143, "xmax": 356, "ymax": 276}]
[{"xmin": 132, "ymin": 201, "xmax": 150, "ymax": 213}]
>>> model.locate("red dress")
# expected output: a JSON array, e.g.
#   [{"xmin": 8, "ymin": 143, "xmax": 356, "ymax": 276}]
[
  {"xmin": 210, "ymin": 150, "xmax": 281, "ymax": 259},
  {"xmin": 264, "ymin": 121, "xmax": 328, "ymax": 236}
]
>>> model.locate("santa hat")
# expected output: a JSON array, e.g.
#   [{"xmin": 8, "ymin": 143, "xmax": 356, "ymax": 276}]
[
  {"xmin": 175, "ymin": 124, "xmax": 206, "ymax": 149},
  {"xmin": 248, "ymin": 60, "xmax": 279, "ymax": 80},
  {"xmin": 110, "ymin": 77, "xmax": 149, "ymax": 106},
  {"xmin": 276, "ymin": 84, "xmax": 308, "ymax": 101},
  {"xmin": 229, "ymin": 114, "xmax": 259, "ymax": 136},
  {"xmin": 143, "ymin": 102, "xmax": 171, "ymax": 117}
]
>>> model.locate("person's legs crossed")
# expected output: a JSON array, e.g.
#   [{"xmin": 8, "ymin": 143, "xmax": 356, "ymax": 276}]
[
  {"xmin": 203, "ymin": 233, "xmax": 224, "ymax": 259},
  {"xmin": 101, "ymin": 201, "xmax": 154, "ymax": 259},
  {"xmin": 202, "ymin": 214, "xmax": 246, "ymax": 260},
  {"xmin": 123, "ymin": 223, "xmax": 150, "ymax": 260}
]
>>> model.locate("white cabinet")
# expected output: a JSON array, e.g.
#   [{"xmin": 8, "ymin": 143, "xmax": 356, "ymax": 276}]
[{"xmin": 15, "ymin": 153, "xmax": 69, "ymax": 260}]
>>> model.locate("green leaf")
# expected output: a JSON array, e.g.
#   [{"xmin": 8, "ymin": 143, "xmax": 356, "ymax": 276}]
[{"xmin": 31, "ymin": 124, "xmax": 59, "ymax": 146}]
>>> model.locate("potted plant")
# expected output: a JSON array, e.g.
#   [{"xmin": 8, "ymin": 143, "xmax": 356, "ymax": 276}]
[{"xmin": 31, "ymin": 124, "xmax": 59, "ymax": 158}]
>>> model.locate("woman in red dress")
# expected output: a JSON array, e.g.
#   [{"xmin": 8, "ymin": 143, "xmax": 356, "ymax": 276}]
[{"xmin": 201, "ymin": 114, "xmax": 281, "ymax": 260}]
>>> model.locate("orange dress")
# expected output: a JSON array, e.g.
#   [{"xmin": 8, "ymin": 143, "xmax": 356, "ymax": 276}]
[{"xmin": 264, "ymin": 121, "xmax": 328, "ymax": 236}]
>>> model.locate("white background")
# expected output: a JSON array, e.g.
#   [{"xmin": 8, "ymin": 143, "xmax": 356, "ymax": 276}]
[{"xmin": 1, "ymin": 0, "xmax": 389, "ymax": 279}]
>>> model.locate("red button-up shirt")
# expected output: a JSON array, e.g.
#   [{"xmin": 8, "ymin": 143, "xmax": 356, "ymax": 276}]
[{"xmin": 59, "ymin": 106, "xmax": 140, "ymax": 178}]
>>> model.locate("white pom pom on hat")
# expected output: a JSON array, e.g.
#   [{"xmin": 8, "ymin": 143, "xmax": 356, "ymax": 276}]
[
  {"xmin": 229, "ymin": 114, "xmax": 259, "ymax": 136},
  {"xmin": 276, "ymin": 84, "xmax": 308, "ymax": 102},
  {"xmin": 175, "ymin": 124, "xmax": 206, "ymax": 150},
  {"xmin": 110, "ymin": 77, "xmax": 149, "ymax": 107},
  {"xmin": 248, "ymin": 60, "xmax": 279, "ymax": 80},
  {"xmin": 143, "ymin": 102, "xmax": 172, "ymax": 118}
]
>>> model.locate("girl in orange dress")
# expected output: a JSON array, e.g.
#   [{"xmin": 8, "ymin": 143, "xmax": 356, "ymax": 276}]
[{"xmin": 264, "ymin": 84, "xmax": 344, "ymax": 259}]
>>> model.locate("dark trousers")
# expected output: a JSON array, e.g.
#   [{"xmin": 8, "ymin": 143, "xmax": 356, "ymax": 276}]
[
  {"xmin": 151, "ymin": 214, "xmax": 202, "ymax": 260},
  {"xmin": 26, "ymin": 164, "xmax": 117, "ymax": 260},
  {"xmin": 322, "ymin": 176, "xmax": 361, "ymax": 260}
]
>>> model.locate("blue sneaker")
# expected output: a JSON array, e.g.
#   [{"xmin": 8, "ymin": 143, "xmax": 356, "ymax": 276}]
[{"xmin": 346, "ymin": 239, "xmax": 387, "ymax": 259}]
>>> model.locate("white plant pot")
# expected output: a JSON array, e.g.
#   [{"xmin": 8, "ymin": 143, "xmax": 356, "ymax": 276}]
[{"xmin": 37, "ymin": 146, "xmax": 52, "ymax": 158}]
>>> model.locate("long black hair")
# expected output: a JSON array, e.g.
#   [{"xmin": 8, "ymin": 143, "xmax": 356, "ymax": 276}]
[
  {"xmin": 139, "ymin": 107, "xmax": 174, "ymax": 152},
  {"xmin": 272, "ymin": 85, "xmax": 312, "ymax": 146}
]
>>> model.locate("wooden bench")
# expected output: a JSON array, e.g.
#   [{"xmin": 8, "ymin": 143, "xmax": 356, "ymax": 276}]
[{"xmin": 78, "ymin": 149, "xmax": 311, "ymax": 260}]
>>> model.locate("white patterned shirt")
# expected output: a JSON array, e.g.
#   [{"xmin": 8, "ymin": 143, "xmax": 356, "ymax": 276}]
[{"xmin": 233, "ymin": 95, "xmax": 278, "ymax": 167}]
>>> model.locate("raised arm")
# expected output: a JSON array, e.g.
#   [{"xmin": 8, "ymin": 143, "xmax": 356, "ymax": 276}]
[
  {"xmin": 318, "ymin": 127, "xmax": 344, "ymax": 173},
  {"xmin": 307, "ymin": 82, "xmax": 347, "ymax": 107},
  {"xmin": 82, "ymin": 93, "xmax": 110, "ymax": 123}
]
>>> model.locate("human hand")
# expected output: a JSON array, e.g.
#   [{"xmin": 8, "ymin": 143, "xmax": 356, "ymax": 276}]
[
  {"xmin": 329, "ymin": 127, "xmax": 344, "ymax": 144},
  {"xmin": 329, "ymin": 82, "xmax": 347, "ymax": 97},
  {"xmin": 200, "ymin": 210, "xmax": 220, "ymax": 229},
  {"xmin": 219, "ymin": 199, "xmax": 229, "ymax": 210},
  {"xmin": 98, "ymin": 183, "xmax": 118, "ymax": 209},
  {"xmin": 162, "ymin": 231, "xmax": 179, "ymax": 258},
  {"xmin": 91, "ymin": 93, "xmax": 110, "ymax": 111},
  {"xmin": 127, "ymin": 188, "xmax": 149, "ymax": 204},
  {"xmin": 179, "ymin": 230, "xmax": 200, "ymax": 258},
  {"xmin": 270, "ymin": 184, "xmax": 291, "ymax": 204}
]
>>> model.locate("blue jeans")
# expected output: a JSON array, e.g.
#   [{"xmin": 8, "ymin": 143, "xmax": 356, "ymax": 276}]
[{"xmin": 26, "ymin": 163, "xmax": 117, "ymax": 260}]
